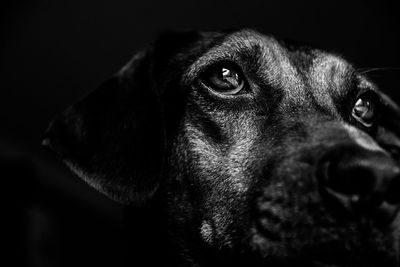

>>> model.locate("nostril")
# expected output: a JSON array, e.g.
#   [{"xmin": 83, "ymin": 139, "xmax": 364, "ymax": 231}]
[
  {"xmin": 385, "ymin": 171, "xmax": 400, "ymax": 204},
  {"xmin": 324, "ymin": 159, "xmax": 378, "ymax": 197},
  {"xmin": 318, "ymin": 149, "xmax": 400, "ymax": 223}
]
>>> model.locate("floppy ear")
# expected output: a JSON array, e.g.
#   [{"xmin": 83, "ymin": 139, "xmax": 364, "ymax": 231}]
[
  {"xmin": 42, "ymin": 49, "xmax": 166, "ymax": 205},
  {"xmin": 42, "ymin": 31, "xmax": 218, "ymax": 205},
  {"xmin": 377, "ymin": 91, "xmax": 400, "ymax": 161}
]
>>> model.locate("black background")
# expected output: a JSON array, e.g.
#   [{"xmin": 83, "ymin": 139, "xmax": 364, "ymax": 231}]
[{"xmin": 1, "ymin": 0, "xmax": 399, "ymax": 266}]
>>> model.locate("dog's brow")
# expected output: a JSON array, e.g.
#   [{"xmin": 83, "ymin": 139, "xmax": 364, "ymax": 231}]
[
  {"xmin": 308, "ymin": 55, "xmax": 354, "ymax": 113},
  {"xmin": 185, "ymin": 30, "xmax": 269, "ymax": 78},
  {"xmin": 184, "ymin": 30, "xmax": 302, "ymax": 92}
]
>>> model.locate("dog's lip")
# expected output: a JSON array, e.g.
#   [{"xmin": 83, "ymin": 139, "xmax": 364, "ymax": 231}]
[
  {"xmin": 258, "ymin": 254, "xmax": 359, "ymax": 267},
  {"xmin": 285, "ymin": 254, "xmax": 370, "ymax": 267},
  {"xmin": 256, "ymin": 238, "xmax": 394, "ymax": 267},
  {"xmin": 294, "ymin": 242, "xmax": 398, "ymax": 267},
  {"xmin": 299, "ymin": 246, "xmax": 357, "ymax": 267},
  {"xmin": 308, "ymin": 261, "xmax": 353, "ymax": 267}
]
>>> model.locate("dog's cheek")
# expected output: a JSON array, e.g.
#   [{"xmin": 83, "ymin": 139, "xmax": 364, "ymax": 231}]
[
  {"xmin": 185, "ymin": 132, "xmax": 249, "ymax": 247},
  {"xmin": 174, "ymin": 115, "xmax": 259, "ymax": 248}
]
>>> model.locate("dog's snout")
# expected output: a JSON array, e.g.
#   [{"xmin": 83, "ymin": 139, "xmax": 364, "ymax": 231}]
[
  {"xmin": 324, "ymin": 154, "xmax": 400, "ymax": 201},
  {"xmin": 318, "ymin": 147, "xmax": 400, "ymax": 223}
]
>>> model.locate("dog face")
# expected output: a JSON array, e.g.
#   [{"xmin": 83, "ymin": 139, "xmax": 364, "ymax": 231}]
[{"xmin": 44, "ymin": 30, "xmax": 400, "ymax": 266}]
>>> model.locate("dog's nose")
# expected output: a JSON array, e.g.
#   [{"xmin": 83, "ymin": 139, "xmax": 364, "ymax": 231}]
[{"xmin": 318, "ymin": 148, "xmax": 400, "ymax": 224}]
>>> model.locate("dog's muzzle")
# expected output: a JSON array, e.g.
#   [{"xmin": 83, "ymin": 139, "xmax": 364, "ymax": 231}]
[{"xmin": 317, "ymin": 145, "xmax": 400, "ymax": 225}]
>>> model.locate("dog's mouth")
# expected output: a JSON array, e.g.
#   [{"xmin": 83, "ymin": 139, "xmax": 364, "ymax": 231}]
[
  {"xmin": 230, "ymin": 247, "xmax": 397, "ymax": 267},
  {"xmin": 245, "ymin": 243, "xmax": 399, "ymax": 267},
  {"xmin": 300, "ymin": 242, "xmax": 398, "ymax": 267},
  {"xmin": 260, "ymin": 237, "xmax": 399, "ymax": 267},
  {"xmin": 245, "ymin": 215, "xmax": 400, "ymax": 267}
]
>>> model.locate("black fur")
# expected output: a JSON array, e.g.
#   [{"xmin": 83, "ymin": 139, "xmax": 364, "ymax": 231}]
[{"xmin": 43, "ymin": 29, "xmax": 400, "ymax": 267}]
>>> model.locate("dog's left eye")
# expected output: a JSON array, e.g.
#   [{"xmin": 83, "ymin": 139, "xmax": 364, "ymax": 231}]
[
  {"xmin": 201, "ymin": 64, "xmax": 245, "ymax": 95},
  {"xmin": 351, "ymin": 95, "xmax": 377, "ymax": 127}
]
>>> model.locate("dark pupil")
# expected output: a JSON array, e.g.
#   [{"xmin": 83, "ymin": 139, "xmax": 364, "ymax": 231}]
[
  {"xmin": 354, "ymin": 99, "xmax": 373, "ymax": 119},
  {"xmin": 221, "ymin": 68, "xmax": 240, "ymax": 88}
]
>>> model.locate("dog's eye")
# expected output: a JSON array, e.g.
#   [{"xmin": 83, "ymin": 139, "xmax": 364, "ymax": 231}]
[
  {"xmin": 202, "ymin": 64, "xmax": 245, "ymax": 95},
  {"xmin": 351, "ymin": 95, "xmax": 376, "ymax": 127}
]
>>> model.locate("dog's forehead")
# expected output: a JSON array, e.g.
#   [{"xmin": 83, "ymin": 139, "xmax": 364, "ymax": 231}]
[{"xmin": 187, "ymin": 29, "xmax": 358, "ymax": 111}]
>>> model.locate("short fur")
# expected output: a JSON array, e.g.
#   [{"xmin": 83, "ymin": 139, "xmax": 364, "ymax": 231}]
[{"xmin": 43, "ymin": 29, "xmax": 400, "ymax": 267}]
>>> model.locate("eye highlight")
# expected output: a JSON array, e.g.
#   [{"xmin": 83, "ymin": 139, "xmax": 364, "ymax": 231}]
[
  {"xmin": 201, "ymin": 63, "xmax": 245, "ymax": 95},
  {"xmin": 351, "ymin": 93, "xmax": 378, "ymax": 127}
]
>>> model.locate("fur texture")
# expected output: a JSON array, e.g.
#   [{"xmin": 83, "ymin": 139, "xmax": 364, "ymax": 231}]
[{"xmin": 44, "ymin": 29, "xmax": 400, "ymax": 267}]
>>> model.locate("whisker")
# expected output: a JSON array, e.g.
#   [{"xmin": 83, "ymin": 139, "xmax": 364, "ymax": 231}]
[{"xmin": 358, "ymin": 67, "xmax": 400, "ymax": 75}]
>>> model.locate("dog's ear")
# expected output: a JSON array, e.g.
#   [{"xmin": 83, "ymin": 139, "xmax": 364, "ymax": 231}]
[
  {"xmin": 42, "ymin": 48, "xmax": 166, "ymax": 206},
  {"xmin": 377, "ymin": 91, "xmax": 400, "ymax": 161},
  {"xmin": 42, "ymin": 31, "xmax": 219, "ymax": 205}
]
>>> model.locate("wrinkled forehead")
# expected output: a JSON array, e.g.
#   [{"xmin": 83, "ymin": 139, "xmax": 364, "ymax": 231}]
[{"xmin": 186, "ymin": 29, "xmax": 375, "ymax": 110}]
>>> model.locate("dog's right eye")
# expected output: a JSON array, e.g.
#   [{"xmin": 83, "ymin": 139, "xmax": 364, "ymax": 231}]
[{"xmin": 201, "ymin": 64, "xmax": 245, "ymax": 95}]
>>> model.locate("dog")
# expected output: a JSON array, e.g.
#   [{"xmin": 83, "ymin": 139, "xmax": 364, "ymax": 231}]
[{"xmin": 43, "ymin": 29, "xmax": 400, "ymax": 267}]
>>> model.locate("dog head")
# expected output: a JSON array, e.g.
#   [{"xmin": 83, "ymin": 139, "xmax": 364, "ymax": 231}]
[{"xmin": 43, "ymin": 30, "xmax": 400, "ymax": 266}]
